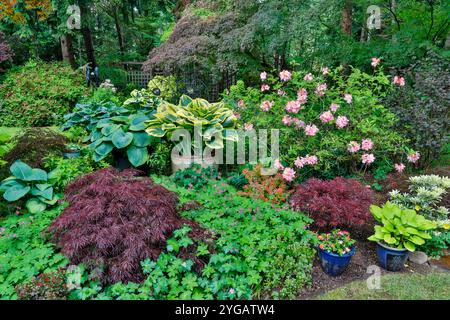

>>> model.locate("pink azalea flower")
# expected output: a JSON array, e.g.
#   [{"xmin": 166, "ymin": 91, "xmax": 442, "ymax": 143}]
[
  {"xmin": 294, "ymin": 157, "xmax": 307, "ymax": 168},
  {"xmin": 315, "ymin": 83, "xmax": 327, "ymax": 96},
  {"xmin": 282, "ymin": 115, "xmax": 293, "ymax": 126},
  {"xmin": 347, "ymin": 141, "xmax": 360, "ymax": 153},
  {"xmin": 237, "ymin": 100, "xmax": 245, "ymax": 108},
  {"xmin": 322, "ymin": 67, "xmax": 329, "ymax": 75},
  {"xmin": 336, "ymin": 116, "xmax": 349, "ymax": 128},
  {"xmin": 260, "ymin": 72, "xmax": 267, "ymax": 81},
  {"xmin": 297, "ymin": 88, "xmax": 308, "ymax": 104},
  {"xmin": 260, "ymin": 100, "xmax": 273, "ymax": 112},
  {"xmin": 234, "ymin": 112, "xmax": 241, "ymax": 119},
  {"xmin": 261, "ymin": 84, "xmax": 270, "ymax": 92},
  {"xmin": 362, "ymin": 153, "xmax": 375, "ymax": 165},
  {"xmin": 280, "ymin": 70, "xmax": 292, "ymax": 81},
  {"xmin": 393, "ymin": 76, "xmax": 405, "ymax": 86},
  {"xmin": 304, "ymin": 73, "xmax": 313, "ymax": 81},
  {"xmin": 277, "ymin": 89, "xmax": 286, "ymax": 96},
  {"xmin": 282, "ymin": 167, "xmax": 296, "ymax": 182},
  {"xmin": 394, "ymin": 163, "xmax": 405, "ymax": 173},
  {"xmin": 330, "ymin": 103, "xmax": 340, "ymax": 113},
  {"xmin": 361, "ymin": 139, "xmax": 374, "ymax": 151},
  {"xmin": 320, "ymin": 111, "xmax": 334, "ymax": 123},
  {"xmin": 304, "ymin": 124, "xmax": 319, "ymax": 136},
  {"xmin": 244, "ymin": 123, "xmax": 253, "ymax": 131},
  {"xmin": 293, "ymin": 118, "xmax": 305, "ymax": 129},
  {"xmin": 286, "ymin": 100, "xmax": 301, "ymax": 113},
  {"xmin": 371, "ymin": 57, "xmax": 381, "ymax": 67},
  {"xmin": 344, "ymin": 94, "xmax": 353, "ymax": 104},
  {"xmin": 407, "ymin": 152, "xmax": 420, "ymax": 163},
  {"xmin": 229, "ymin": 288, "xmax": 235, "ymax": 295},
  {"xmin": 274, "ymin": 159, "xmax": 284, "ymax": 171},
  {"xmin": 305, "ymin": 155, "xmax": 318, "ymax": 165}
]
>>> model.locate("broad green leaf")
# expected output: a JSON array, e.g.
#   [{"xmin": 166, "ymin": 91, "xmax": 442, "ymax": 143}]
[
  {"xmin": 10, "ymin": 160, "xmax": 33, "ymax": 180},
  {"xmin": 29, "ymin": 168, "xmax": 48, "ymax": 181},
  {"xmin": 96, "ymin": 142, "xmax": 114, "ymax": 156},
  {"xmin": 126, "ymin": 146, "xmax": 148, "ymax": 167},
  {"xmin": 132, "ymin": 132, "xmax": 152, "ymax": 147},
  {"xmin": 26, "ymin": 198, "xmax": 47, "ymax": 214},
  {"xmin": 3, "ymin": 184, "xmax": 30, "ymax": 201},
  {"xmin": 112, "ymin": 130, "xmax": 133, "ymax": 149}
]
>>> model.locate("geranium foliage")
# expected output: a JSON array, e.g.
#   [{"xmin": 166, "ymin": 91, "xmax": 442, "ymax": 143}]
[{"xmin": 49, "ymin": 167, "xmax": 206, "ymax": 284}]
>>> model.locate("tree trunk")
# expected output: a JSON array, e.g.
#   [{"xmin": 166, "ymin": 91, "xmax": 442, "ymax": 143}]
[
  {"xmin": 79, "ymin": 1, "xmax": 97, "ymax": 68},
  {"xmin": 114, "ymin": 9, "xmax": 125, "ymax": 57},
  {"xmin": 60, "ymin": 34, "xmax": 76, "ymax": 68},
  {"xmin": 342, "ymin": 0, "xmax": 352, "ymax": 36}
]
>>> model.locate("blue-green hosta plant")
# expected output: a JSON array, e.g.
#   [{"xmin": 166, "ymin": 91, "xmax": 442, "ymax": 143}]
[
  {"xmin": 146, "ymin": 95, "xmax": 239, "ymax": 150},
  {"xmin": 368, "ymin": 202, "xmax": 437, "ymax": 252},
  {"xmin": 389, "ymin": 175, "xmax": 450, "ymax": 221},
  {"xmin": 87, "ymin": 112, "xmax": 158, "ymax": 167},
  {"xmin": 0, "ymin": 160, "xmax": 58, "ymax": 213}
]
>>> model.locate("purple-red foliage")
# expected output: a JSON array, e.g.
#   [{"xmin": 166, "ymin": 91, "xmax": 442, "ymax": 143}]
[
  {"xmin": 49, "ymin": 167, "xmax": 206, "ymax": 284},
  {"xmin": 0, "ymin": 32, "xmax": 13, "ymax": 63},
  {"xmin": 290, "ymin": 177, "xmax": 373, "ymax": 229}
]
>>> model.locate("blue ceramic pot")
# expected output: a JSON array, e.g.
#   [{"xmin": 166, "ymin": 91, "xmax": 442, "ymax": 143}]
[
  {"xmin": 318, "ymin": 247, "xmax": 355, "ymax": 277},
  {"xmin": 376, "ymin": 242, "xmax": 408, "ymax": 271}
]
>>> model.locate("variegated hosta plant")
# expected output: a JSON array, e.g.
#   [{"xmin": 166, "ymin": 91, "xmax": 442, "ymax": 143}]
[
  {"xmin": 368, "ymin": 202, "xmax": 437, "ymax": 252},
  {"xmin": 146, "ymin": 95, "xmax": 239, "ymax": 150}
]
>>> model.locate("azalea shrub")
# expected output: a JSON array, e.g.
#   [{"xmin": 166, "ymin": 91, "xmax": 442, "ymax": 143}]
[
  {"xmin": 0, "ymin": 60, "xmax": 88, "ymax": 127},
  {"xmin": 224, "ymin": 64, "xmax": 414, "ymax": 180},
  {"xmin": 290, "ymin": 177, "xmax": 373, "ymax": 229},
  {"xmin": 49, "ymin": 168, "xmax": 207, "ymax": 284}
]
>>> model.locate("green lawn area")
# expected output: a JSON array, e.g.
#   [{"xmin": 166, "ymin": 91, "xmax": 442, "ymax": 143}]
[{"xmin": 316, "ymin": 272, "xmax": 450, "ymax": 300}]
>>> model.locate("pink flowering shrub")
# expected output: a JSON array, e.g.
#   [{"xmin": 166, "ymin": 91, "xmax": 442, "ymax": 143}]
[
  {"xmin": 290, "ymin": 177, "xmax": 373, "ymax": 229},
  {"xmin": 224, "ymin": 64, "xmax": 412, "ymax": 179}
]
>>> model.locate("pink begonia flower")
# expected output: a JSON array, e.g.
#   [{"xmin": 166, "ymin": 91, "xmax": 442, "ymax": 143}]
[
  {"xmin": 244, "ymin": 123, "xmax": 253, "ymax": 131},
  {"xmin": 304, "ymin": 73, "xmax": 313, "ymax": 81},
  {"xmin": 407, "ymin": 152, "xmax": 420, "ymax": 163},
  {"xmin": 393, "ymin": 76, "xmax": 405, "ymax": 86},
  {"xmin": 330, "ymin": 103, "xmax": 340, "ymax": 113},
  {"xmin": 322, "ymin": 67, "xmax": 329, "ymax": 75},
  {"xmin": 295, "ymin": 157, "xmax": 306, "ymax": 168},
  {"xmin": 315, "ymin": 83, "xmax": 327, "ymax": 96},
  {"xmin": 234, "ymin": 112, "xmax": 241, "ymax": 119},
  {"xmin": 286, "ymin": 100, "xmax": 301, "ymax": 113},
  {"xmin": 344, "ymin": 94, "xmax": 353, "ymax": 104},
  {"xmin": 394, "ymin": 163, "xmax": 405, "ymax": 173},
  {"xmin": 274, "ymin": 159, "xmax": 284, "ymax": 170},
  {"xmin": 361, "ymin": 153, "xmax": 375, "ymax": 165},
  {"xmin": 229, "ymin": 288, "xmax": 235, "ymax": 295},
  {"xmin": 277, "ymin": 89, "xmax": 286, "ymax": 96},
  {"xmin": 297, "ymin": 88, "xmax": 308, "ymax": 104},
  {"xmin": 347, "ymin": 141, "xmax": 360, "ymax": 153},
  {"xmin": 280, "ymin": 70, "xmax": 292, "ymax": 81},
  {"xmin": 304, "ymin": 124, "xmax": 319, "ymax": 136},
  {"xmin": 336, "ymin": 116, "xmax": 349, "ymax": 128},
  {"xmin": 282, "ymin": 115, "xmax": 293, "ymax": 126},
  {"xmin": 319, "ymin": 111, "xmax": 334, "ymax": 123},
  {"xmin": 260, "ymin": 100, "xmax": 273, "ymax": 112},
  {"xmin": 361, "ymin": 139, "xmax": 374, "ymax": 151},
  {"xmin": 261, "ymin": 84, "xmax": 270, "ymax": 92},
  {"xmin": 293, "ymin": 118, "xmax": 305, "ymax": 129},
  {"xmin": 371, "ymin": 57, "xmax": 381, "ymax": 67},
  {"xmin": 282, "ymin": 167, "xmax": 296, "ymax": 182},
  {"xmin": 260, "ymin": 72, "xmax": 267, "ymax": 81}
]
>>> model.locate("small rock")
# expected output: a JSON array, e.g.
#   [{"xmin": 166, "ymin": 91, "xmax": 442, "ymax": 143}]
[{"xmin": 408, "ymin": 251, "xmax": 428, "ymax": 265}]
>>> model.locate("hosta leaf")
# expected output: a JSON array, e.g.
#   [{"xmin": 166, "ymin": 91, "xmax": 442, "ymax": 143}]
[
  {"xmin": 96, "ymin": 142, "xmax": 114, "ymax": 156},
  {"xmin": 29, "ymin": 169, "xmax": 48, "ymax": 181},
  {"xmin": 132, "ymin": 132, "xmax": 152, "ymax": 147},
  {"xmin": 112, "ymin": 130, "xmax": 133, "ymax": 149},
  {"xmin": 25, "ymin": 198, "xmax": 47, "ymax": 214},
  {"xmin": 403, "ymin": 241, "xmax": 416, "ymax": 252},
  {"xmin": 10, "ymin": 160, "xmax": 33, "ymax": 180},
  {"xmin": 3, "ymin": 184, "xmax": 30, "ymax": 202},
  {"xmin": 126, "ymin": 146, "xmax": 148, "ymax": 167}
]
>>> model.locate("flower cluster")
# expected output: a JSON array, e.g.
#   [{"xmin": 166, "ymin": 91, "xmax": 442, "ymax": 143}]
[
  {"xmin": 347, "ymin": 139, "xmax": 375, "ymax": 165},
  {"xmin": 317, "ymin": 229, "xmax": 356, "ymax": 256}
]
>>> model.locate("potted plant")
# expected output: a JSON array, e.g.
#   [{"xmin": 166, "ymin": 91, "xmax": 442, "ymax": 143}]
[
  {"xmin": 146, "ymin": 95, "xmax": 238, "ymax": 172},
  {"xmin": 63, "ymin": 143, "xmax": 81, "ymax": 159},
  {"xmin": 317, "ymin": 229, "xmax": 356, "ymax": 277},
  {"xmin": 368, "ymin": 202, "xmax": 436, "ymax": 271}
]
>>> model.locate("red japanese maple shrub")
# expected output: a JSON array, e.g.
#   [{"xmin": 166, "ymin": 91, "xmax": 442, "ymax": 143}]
[
  {"xmin": 49, "ymin": 167, "xmax": 206, "ymax": 284},
  {"xmin": 290, "ymin": 177, "xmax": 373, "ymax": 229}
]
